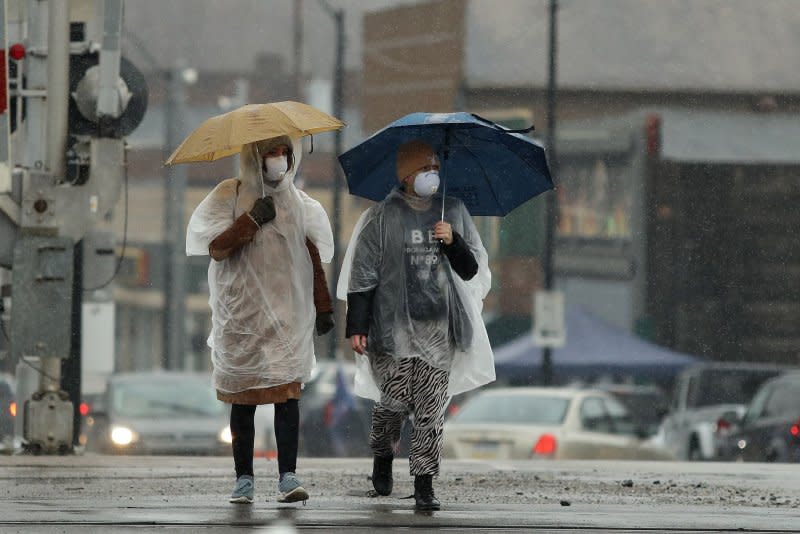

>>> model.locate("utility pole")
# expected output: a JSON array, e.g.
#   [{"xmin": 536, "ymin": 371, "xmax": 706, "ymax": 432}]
[
  {"xmin": 293, "ymin": 0, "xmax": 303, "ymax": 98},
  {"xmin": 163, "ymin": 62, "xmax": 190, "ymax": 371},
  {"xmin": 541, "ymin": 0, "xmax": 559, "ymax": 386},
  {"xmin": 317, "ymin": 1, "xmax": 345, "ymax": 360}
]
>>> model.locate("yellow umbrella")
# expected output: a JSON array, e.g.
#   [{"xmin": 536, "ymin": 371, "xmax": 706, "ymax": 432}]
[{"xmin": 164, "ymin": 101, "xmax": 345, "ymax": 165}]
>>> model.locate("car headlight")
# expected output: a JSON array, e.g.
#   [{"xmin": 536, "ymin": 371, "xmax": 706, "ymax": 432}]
[
  {"xmin": 219, "ymin": 426, "xmax": 233, "ymax": 444},
  {"xmin": 110, "ymin": 426, "xmax": 137, "ymax": 446}
]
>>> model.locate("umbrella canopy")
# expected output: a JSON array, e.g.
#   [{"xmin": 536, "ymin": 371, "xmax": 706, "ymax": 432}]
[
  {"xmin": 338, "ymin": 112, "xmax": 553, "ymax": 216},
  {"xmin": 165, "ymin": 101, "xmax": 345, "ymax": 165}
]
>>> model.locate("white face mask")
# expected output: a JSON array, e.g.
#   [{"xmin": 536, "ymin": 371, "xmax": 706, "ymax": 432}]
[
  {"xmin": 263, "ymin": 155, "xmax": 288, "ymax": 181},
  {"xmin": 413, "ymin": 170, "xmax": 440, "ymax": 197}
]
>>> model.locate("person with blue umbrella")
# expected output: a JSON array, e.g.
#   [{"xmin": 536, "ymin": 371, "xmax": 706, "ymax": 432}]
[
  {"xmin": 338, "ymin": 112, "xmax": 553, "ymax": 217},
  {"xmin": 337, "ymin": 139, "xmax": 496, "ymax": 511}
]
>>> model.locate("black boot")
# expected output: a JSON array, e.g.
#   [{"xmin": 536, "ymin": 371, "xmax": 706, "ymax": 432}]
[
  {"xmin": 371, "ymin": 455, "xmax": 393, "ymax": 496},
  {"xmin": 414, "ymin": 474, "xmax": 441, "ymax": 511}
]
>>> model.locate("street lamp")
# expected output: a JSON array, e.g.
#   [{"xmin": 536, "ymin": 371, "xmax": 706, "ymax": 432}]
[
  {"xmin": 315, "ymin": 0, "xmax": 346, "ymax": 360},
  {"xmin": 121, "ymin": 31, "xmax": 198, "ymax": 371},
  {"xmin": 541, "ymin": 0, "xmax": 560, "ymax": 386},
  {"xmin": 163, "ymin": 60, "xmax": 197, "ymax": 371}
]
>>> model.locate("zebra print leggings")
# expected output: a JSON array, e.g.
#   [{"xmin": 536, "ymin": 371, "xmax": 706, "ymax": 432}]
[{"xmin": 369, "ymin": 356, "xmax": 450, "ymax": 476}]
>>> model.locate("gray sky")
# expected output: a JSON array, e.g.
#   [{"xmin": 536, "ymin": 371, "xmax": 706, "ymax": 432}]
[
  {"xmin": 122, "ymin": 0, "xmax": 411, "ymax": 74},
  {"xmin": 123, "ymin": 0, "xmax": 800, "ymax": 93}
]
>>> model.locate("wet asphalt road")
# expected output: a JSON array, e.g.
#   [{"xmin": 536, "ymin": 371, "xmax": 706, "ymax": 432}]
[{"xmin": 0, "ymin": 455, "xmax": 798, "ymax": 532}]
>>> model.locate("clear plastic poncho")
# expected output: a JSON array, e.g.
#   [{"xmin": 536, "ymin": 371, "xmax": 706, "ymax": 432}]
[
  {"xmin": 337, "ymin": 188, "xmax": 495, "ymax": 400},
  {"xmin": 186, "ymin": 138, "xmax": 333, "ymax": 394}
]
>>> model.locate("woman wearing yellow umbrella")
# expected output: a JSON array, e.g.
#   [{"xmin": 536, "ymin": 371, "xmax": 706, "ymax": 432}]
[{"xmin": 175, "ymin": 102, "xmax": 343, "ymax": 505}]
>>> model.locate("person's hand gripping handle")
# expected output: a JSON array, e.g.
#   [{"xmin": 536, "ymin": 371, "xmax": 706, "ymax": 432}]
[
  {"xmin": 249, "ymin": 196, "xmax": 276, "ymax": 226},
  {"xmin": 433, "ymin": 220, "xmax": 453, "ymax": 245}
]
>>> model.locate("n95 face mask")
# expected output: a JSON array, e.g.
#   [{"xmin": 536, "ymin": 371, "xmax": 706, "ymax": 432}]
[
  {"xmin": 264, "ymin": 156, "xmax": 288, "ymax": 181},
  {"xmin": 413, "ymin": 170, "xmax": 440, "ymax": 197}
]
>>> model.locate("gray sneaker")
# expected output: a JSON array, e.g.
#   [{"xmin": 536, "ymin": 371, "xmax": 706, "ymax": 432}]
[
  {"xmin": 229, "ymin": 475, "xmax": 254, "ymax": 504},
  {"xmin": 277, "ymin": 472, "xmax": 309, "ymax": 503}
]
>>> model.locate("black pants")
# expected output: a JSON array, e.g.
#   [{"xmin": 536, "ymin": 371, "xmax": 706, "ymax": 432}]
[{"xmin": 230, "ymin": 399, "xmax": 299, "ymax": 478}]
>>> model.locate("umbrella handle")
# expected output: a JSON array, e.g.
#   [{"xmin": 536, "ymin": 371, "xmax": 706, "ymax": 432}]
[{"xmin": 254, "ymin": 144, "xmax": 266, "ymax": 197}]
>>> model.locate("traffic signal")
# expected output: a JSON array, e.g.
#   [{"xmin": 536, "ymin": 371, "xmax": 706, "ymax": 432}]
[
  {"xmin": 4, "ymin": 42, "xmax": 26, "ymax": 133},
  {"xmin": 68, "ymin": 53, "xmax": 148, "ymax": 139},
  {"xmin": 65, "ymin": 52, "xmax": 147, "ymax": 185}
]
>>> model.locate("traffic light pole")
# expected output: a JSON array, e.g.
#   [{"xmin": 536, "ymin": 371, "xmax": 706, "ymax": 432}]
[
  {"xmin": 7, "ymin": 0, "xmax": 146, "ymax": 454},
  {"xmin": 46, "ymin": 0, "xmax": 69, "ymax": 179}
]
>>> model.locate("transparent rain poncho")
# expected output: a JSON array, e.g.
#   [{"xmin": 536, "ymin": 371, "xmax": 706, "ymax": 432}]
[
  {"xmin": 337, "ymin": 188, "xmax": 495, "ymax": 400},
  {"xmin": 186, "ymin": 138, "xmax": 333, "ymax": 394}
]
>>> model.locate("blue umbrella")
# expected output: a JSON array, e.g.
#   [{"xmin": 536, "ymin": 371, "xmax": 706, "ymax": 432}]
[{"xmin": 338, "ymin": 112, "xmax": 553, "ymax": 216}]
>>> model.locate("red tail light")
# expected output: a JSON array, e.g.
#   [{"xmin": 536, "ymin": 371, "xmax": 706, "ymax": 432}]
[
  {"xmin": 532, "ymin": 433, "xmax": 557, "ymax": 456},
  {"xmin": 715, "ymin": 417, "xmax": 731, "ymax": 434},
  {"xmin": 791, "ymin": 418, "xmax": 800, "ymax": 437},
  {"xmin": 9, "ymin": 402, "xmax": 16, "ymax": 417},
  {"xmin": 79, "ymin": 402, "xmax": 90, "ymax": 417}
]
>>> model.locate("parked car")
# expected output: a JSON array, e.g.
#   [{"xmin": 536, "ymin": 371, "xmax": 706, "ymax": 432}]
[
  {"xmin": 0, "ymin": 373, "xmax": 15, "ymax": 449},
  {"xmin": 252, "ymin": 403, "xmax": 277, "ymax": 459},
  {"xmin": 85, "ymin": 372, "xmax": 230, "ymax": 455},
  {"xmin": 442, "ymin": 387, "xmax": 673, "ymax": 461},
  {"xmin": 591, "ymin": 383, "xmax": 669, "ymax": 438},
  {"xmin": 659, "ymin": 363, "xmax": 786, "ymax": 460},
  {"xmin": 716, "ymin": 372, "xmax": 800, "ymax": 462},
  {"xmin": 299, "ymin": 361, "xmax": 374, "ymax": 457}
]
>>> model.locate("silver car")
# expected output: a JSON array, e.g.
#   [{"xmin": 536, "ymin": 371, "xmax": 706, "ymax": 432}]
[
  {"xmin": 86, "ymin": 372, "xmax": 231, "ymax": 455},
  {"xmin": 443, "ymin": 387, "xmax": 673, "ymax": 461}
]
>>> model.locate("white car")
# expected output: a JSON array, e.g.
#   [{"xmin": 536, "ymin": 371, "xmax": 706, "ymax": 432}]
[
  {"xmin": 443, "ymin": 387, "xmax": 673, "ymax": 461},
  {"xmin": 659, "ymin": 363, "xmax": 786, "ymax": 460}
]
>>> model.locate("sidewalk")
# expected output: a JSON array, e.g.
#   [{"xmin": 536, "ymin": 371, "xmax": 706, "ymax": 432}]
[{"xmin": 1, "ymin": 455, "xmax": 797, "ymax": 532}]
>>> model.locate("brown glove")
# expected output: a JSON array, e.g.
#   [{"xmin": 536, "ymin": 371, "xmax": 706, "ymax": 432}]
[{"xmin": 248, "ymin": 196, "xmax": 276, "ymax": 226}]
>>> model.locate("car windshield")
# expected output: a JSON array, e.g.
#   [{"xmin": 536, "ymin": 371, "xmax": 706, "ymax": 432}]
[
  {"xmin": 764, "ymin": 382, "xmax": 800, "ymax": 416},
  {"xmin": 304, "ymin": 366, "xmax": 356, "ymax": 397},
  {"xmin": 111, "ymin": 379, "xmax": 224, "ymax": 418},
  {"xmin": 691, "ymin": 370, "xmax": 781, "ymax": 407},
  {"xmin": 452, "ymin": 393, "xmax": 570, "ymax": 425}
]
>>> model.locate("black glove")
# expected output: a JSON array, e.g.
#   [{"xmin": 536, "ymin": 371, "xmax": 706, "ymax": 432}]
[
  {"xmin": 249, "ymin": 196, "xmax": 276, "ymax": 226},
  {"xmin": 315, "ymin": 311, "xmax": 335, "ymax": 336}
]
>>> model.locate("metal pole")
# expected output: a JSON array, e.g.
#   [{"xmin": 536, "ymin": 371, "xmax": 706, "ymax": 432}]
[
  {"xmin": 23, "ymin": 0, "xmax": 47, "ymax": 170},
  {"xmin": 293, "ymin": 0, "xmax": 303, "ymax": 98},
  {"xmin": 163, "ymin": 64, "xmax": 188, "ymax": 370},
  {"xmin": 45, "ymin": 0, "xmax": 70, "ymax": 178},
  {"xmin": 328, "ymin": 9, "xmax": 344, "ymax": 360},
  {"xmin": 541, "ymin": 0, "xmax": 559, "ymax": 386},
  {"xmin": 33, "ymin": 0, "xmax": 71, "ymax": 401},
  {"xmin": 65, "ymin": 240, "xmax": 83, "ymax": 446}
]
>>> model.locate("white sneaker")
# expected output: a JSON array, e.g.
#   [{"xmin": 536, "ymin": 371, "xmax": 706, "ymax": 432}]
[
  {"xmin": 229, "ymin": 475, "xmax": 254, "ymax": 504},
  {"xmin": 277, "ymin": 472, "xmax": 309, "ymax": 503}
]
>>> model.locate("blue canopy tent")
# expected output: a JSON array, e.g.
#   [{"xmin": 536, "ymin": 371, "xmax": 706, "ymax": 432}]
[{"xmin": 493, "ymin": 306, "xmax": 699, "ymax": 385}]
